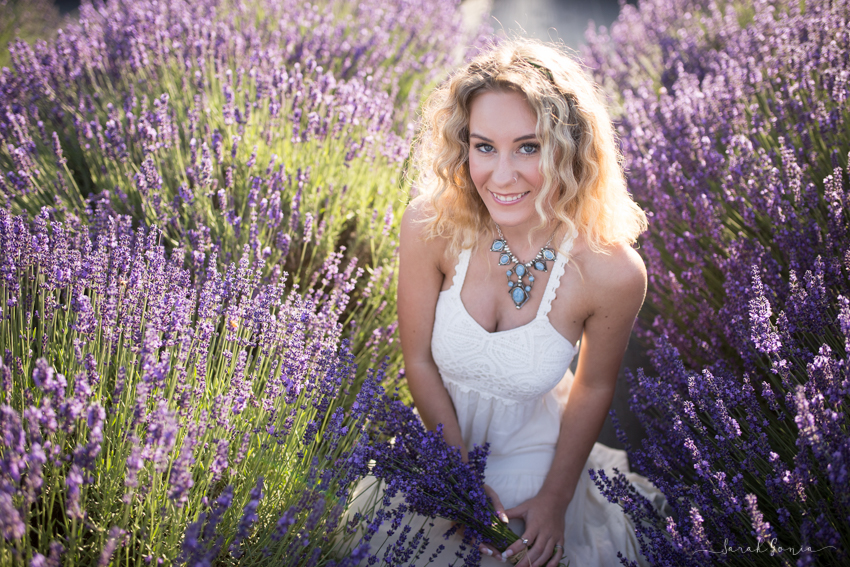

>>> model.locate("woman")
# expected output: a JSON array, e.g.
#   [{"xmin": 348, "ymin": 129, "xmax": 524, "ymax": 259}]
[
  {"xmin": 344, "ymin": 41, "xmax": 663, "ymax": 567},
  {"xmin": 394, "ymin": 39, "xmax": 665, "ymax": 567}
]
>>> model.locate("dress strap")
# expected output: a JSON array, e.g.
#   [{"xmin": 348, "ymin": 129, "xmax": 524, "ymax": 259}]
[
  {"xmin": 536, "ymin": 228, "xmax": 577, "ymax": 319},
  {"xmin": 448, "ymin": 248, "xmax": 472, "ymax": 295}
]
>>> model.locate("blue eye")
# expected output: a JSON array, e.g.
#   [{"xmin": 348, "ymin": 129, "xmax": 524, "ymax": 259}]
[
  {"xmin": 519, "ymin": 143, "xmax": 539, "ymax": 155},
  {"xmin": 475, "ymin": 143, "xmax": 495, "ymax": 153}
]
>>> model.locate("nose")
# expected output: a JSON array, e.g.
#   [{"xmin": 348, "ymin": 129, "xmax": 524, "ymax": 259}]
[{"xmin": 491, "ymin": 153, "xmax": 515, "ymax": 188}]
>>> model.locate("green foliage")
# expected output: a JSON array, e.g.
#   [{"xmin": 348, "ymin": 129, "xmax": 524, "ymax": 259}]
[{"xmin": 0, "ymin": 0, "xmax": 64, "ymax": 69}]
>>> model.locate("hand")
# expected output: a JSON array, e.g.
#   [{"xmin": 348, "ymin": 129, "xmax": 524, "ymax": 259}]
[
  {"xmin": 478, "ymin": 483, "xmax": 511, "ymax": 559},
  {"xmin": 501, "ymin": 494, "xmax": 567, "ymax": 567}
]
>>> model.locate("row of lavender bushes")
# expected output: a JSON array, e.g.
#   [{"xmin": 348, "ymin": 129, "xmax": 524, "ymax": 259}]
[
  {"xmin": 0, "ymin": 0, "xmax": 66, "ymax": 70},
  {"xmin": 0, "ymin": 208, "xmax": 385, "ymax": 565},
  {"xmin": 0, "ymin": 0, "xmax": 487, "ymax": 565},
  {"xmin": 0, "ymin": 0, "xmax": 473, "ymax": 375},
  {"xmin": 585, "ymin": 0, "xmax": 849, "ymax": 564}
]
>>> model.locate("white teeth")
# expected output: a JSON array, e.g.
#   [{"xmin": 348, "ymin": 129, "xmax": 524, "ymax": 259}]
[{"xmin": 491, "ymin": 191, "xmax": 528, "ymax": 203}]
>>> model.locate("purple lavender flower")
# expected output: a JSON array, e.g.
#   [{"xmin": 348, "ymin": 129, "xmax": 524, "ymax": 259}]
[
  {"xmin": 0, "ymin": 489, "xmax": 25, "ymax": 540},
  {"xmin": 581, "ymin": 0, "xmax": 850, "ymax": 563},
  {"xmin": 98, "ymin": 527, "xmax": 126, "ymax": 567},
  {"xmin": 144, "ymin": 402, "xmax": 179, "ymax": 473},
  {"xmin": 169, "ymin": 437, "xmax": 196, "ymax": 507},
  {"xmin": 230, "ymin": 477, "xmax": 264, "ymax": 555}
]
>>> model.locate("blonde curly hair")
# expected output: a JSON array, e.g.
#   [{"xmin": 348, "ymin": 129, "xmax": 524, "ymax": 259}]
[{"xmin": 412, "ymin": 38, "xmax": 647, "ymax": 256}]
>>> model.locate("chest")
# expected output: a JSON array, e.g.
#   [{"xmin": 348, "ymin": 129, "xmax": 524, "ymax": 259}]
[{"xmin": 440, "ymin": 245, "xmax": 587, "ymax": 345}]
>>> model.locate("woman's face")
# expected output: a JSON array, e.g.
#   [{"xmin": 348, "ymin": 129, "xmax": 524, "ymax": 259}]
[{"xmin": 468, "ymin": 89, "xmax": 545, "ymax": 232}]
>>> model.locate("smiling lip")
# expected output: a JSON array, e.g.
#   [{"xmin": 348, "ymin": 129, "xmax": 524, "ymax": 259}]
[{"xmin": 489, "ymin": 190, "xmax": 530, "ymax": 205}]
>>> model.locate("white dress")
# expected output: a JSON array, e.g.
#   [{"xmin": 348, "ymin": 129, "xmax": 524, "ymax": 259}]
[{"xmin": 347, "ymin": 234, "xmax": 666, "ymax": 566}]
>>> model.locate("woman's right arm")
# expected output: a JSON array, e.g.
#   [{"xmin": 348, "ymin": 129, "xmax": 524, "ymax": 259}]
[
  {"xmin": 399, "ymin": 201, "xmax": 513, "ymax": 546},
  {"xmin": 397, "ymin": 199, "xmax": 468, "ymax": 459}
]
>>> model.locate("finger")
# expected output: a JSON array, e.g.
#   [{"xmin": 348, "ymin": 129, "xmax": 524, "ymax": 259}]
[
  {"xmin": 479, "ymin": 543, "xmax": 500, "ymax": 559},
  {"xmin": 473, "ymin": 527, "xmax": 502, "ymax": 560},
  {"xmin": 484, "ymin": 485, "xmax": 510, "ymax": 523},
  {"xmin": 545, "ymin": 543, "xmax": 565, "ymax": 567},
  {"xmin": 523, "ymin": 536, "xmax": 545, "ymax": 566},
  {"xmin": 530, "ymin": 538, "xmax": 555, "ymax": 567},
  {"xmin": 501, "ymin": 533, "xmax": 533, "ymax": 562},
  {"xmin": 503, "ymin": 503, "xmax": 526, "ymax": 520}
]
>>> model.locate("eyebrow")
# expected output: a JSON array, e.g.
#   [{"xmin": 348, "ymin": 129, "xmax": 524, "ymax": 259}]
[{"xmin": 469, "ymin": 133, "xmax": 538, "ymax": 143}]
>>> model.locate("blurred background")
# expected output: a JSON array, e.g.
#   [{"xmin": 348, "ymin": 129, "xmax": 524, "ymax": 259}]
[
  {"xmin": 491, "ymin": 0, "xmax": 621, "ymax": 50},
  {"xmin": 5, "ymin": 0, "xmax": 625, "ymax": 52},
  {"xmin": 3, "ymin": 0, "xmax": 646, "ymax": 451}
]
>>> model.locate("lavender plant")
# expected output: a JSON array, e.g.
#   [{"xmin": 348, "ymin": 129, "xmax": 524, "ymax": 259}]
[
  {"xmin": 0, "ymin": 1, "xmax": 496, "ymax": 564},
  {"xmin": 0, "ymin": 206, "xmax": 390, "ymax": 565},
  {"xmin": 582, "ymin": 0, "xmax": 850, "ymax": 564},
  {"xmin": 0, "ymin": 0, "xmax": 63, "ymax": 70},
  {"xmin": 584, "ymin": 0, "xmax": 849, "ymax": 371},
  {"xmin": 0, "ymin": 0, "xmax": 486, "ymax": 380}
]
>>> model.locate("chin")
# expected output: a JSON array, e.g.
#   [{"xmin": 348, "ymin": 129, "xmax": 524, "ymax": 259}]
[{"xmin": 485, "ymin": 208, "xmax": 536, "ymax": 229}]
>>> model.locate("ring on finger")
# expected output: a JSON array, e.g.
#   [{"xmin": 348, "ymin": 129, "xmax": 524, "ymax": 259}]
[
  {"xmin": 521, "ymin": 538, "xmax": 529, "ymax": 546},
  {"xmin": 554, "ymin": 544, "xmax": 564, "ymax": 551}
]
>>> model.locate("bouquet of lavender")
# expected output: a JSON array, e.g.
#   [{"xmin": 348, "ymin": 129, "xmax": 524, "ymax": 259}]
[
  {"xmin": 341, "ymin": 398, "xmax": 564, "ymax": 566},
  {"xmin": 582, "ymin": 0, "xmax": 850, "ymax": 564},
  {"xmin": 375, "ymin": 401, "xmax": 512, "ymax": 550}
]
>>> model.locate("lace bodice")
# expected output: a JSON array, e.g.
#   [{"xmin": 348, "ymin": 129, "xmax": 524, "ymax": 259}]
[{"xmin": 431, "ymin": 234, "xmax": 579, "ymax": 404}]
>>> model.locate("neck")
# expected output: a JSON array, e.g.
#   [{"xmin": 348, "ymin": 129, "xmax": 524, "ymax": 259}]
[{"xmin": 494, "ymin": 220, "xmax": 561, "ymax": 261}]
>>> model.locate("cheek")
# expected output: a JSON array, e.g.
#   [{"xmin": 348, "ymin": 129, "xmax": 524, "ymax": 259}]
[
  {"xmin": 522, "ymin": 160, "xmax": 544, "ymax": 191},
  {"xmin": 467, "ymin": 157, "xmax": 487, "ymax": 191}
]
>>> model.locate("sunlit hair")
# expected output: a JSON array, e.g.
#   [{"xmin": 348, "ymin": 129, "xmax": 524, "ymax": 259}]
[{"xmin": 412, "ymin": 38, "xmax": 647, "ymax": 256}]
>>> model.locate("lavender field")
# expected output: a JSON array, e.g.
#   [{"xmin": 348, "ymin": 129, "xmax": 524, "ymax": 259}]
[
  {"xmin": 584, "ymin": 0, "xmax": 850, "ymax": 564},
  {"xmin": 1, "ymin": 0, "xmax": 848, "ymax": 565},
  {"xmin": 0, "ymin": 0, "xmax": 489, "ymax": 564}
]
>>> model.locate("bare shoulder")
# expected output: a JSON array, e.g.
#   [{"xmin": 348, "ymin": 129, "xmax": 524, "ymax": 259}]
[
  {"xmin": 401, "ymin": 195, "xmax": 433, "ymax": 241},
  {"xmin": 402, "ymin": 194, "xmax": 432, "ymax": 225},
  {"xmin": 589, "ymin": 242, "xmax": 645, "ymax": 292},
  {"xmin": 400, "ymin": 194, "xmax": 449, "ymax": 270},
  {"xmin": 572, "ymin": 238, "xmax": 647, "ymax": 312}
]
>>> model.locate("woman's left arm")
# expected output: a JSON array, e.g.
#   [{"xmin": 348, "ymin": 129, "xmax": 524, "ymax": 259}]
[{"xmin": 501, "ymin": 244, "xmax": 647, "ymax": 567}]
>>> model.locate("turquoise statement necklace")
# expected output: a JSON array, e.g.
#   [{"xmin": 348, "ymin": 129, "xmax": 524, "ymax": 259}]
[{"xmin": 490, "ymin": 224, "xmax": 557, "ymax": 309}]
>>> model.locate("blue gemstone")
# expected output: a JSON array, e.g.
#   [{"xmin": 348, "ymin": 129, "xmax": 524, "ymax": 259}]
[
  {"xmin": 529, "ymin": 275, "xmax": 535, "ymax": 282},
  {"xmin": 506, "ymin": 270, "xmax": 512, "ymax": 276},
  {"xmin": 512, "ymin": 287, "xmax": 526, "ymax": 303},
  {"xmin": 508, "ymin": 281, "xmax": 514, "ymax": 287},
  {"xmin": 525, "ymin": 286, "xmax": 531, "ymax": 291},
  {"xmin": 516, "ymin": 264, "xmax": 526, "ymax": 276},
  {"xmin": 499, "ymin": 254, "xmax": 510, "ymax": 265},
  {"xmin": 535, "ymin": 261, "xmax": 545, "ymax": 271},
  {"xmin": 491, "ymin": 240, "xmax": 504, "ymax": 251},
  {"xmin": 543, "ymin": 249, "xmax": 555, "ymax": 261}
]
